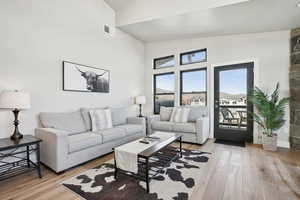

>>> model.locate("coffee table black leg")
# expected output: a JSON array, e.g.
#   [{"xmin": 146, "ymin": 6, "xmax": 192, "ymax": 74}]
[
  {"xmin": 114, "ymin": 154, "xmax": 118, "ymax": 179},
  {"xmin": 26, "ymin": 146, "xmax": 30, "ymax": 168},
  {"xmin": 180, "ymin": 137, "xmax": 182, "ymax": 158},
  {"xmin": 145, "ymin": 158, "xmax": 150, "ymax": 193},
  {"xmin": 36, "ymin": 143, "xmax": 42, "ymax": 178}
]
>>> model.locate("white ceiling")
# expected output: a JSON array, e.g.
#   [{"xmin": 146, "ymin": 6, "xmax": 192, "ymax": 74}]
[
  {"xmin": 106, "ymin": 0, "xmax": 250, "ymax": 26},
  {"xmin": 105, "ymin": 0, "xmax": 300, "ymax": 42}
]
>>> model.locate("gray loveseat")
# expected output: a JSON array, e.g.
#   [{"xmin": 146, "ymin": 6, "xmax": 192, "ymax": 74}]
[
  {"xmin": 35, "ymin": 107, "xmax": 145, "ymax": 173},
  {"xmin": 148, "ymin": 106, "xmax": 209, "ymax": 144}
]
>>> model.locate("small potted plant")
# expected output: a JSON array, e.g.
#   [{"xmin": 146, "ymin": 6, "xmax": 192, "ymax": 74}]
[{"xmin": 248, "ymin": 83, "xmax": 289, "ymax": 151}]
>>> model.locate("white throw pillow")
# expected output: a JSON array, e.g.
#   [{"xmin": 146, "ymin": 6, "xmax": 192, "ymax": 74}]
[
  {"xmin": 89, "ymin": 108, "xmax": 113, "ymax": 132},
  {"xmin": 160, "ymin": 106, "xmax": 174, "ymax": 121},
  {"xmin": 170, "ymin": 107, "xmax": 190, "ymax": 123}
]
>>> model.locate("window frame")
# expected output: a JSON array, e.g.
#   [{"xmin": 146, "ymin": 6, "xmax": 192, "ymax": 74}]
[
  {"xmin": 180, "ymin": 48, "xmax": 207, "ymax": 65},
  {"xmin": 180, "ymin": 68, "xmax": 207, "ymax": 106},
  {"xmin": 153, "ymin": 55, "xmax": 175, "ymax": 69},
  {"xmin": 153, "ymin": 72, "xmax": 175, "ymax": 114}
]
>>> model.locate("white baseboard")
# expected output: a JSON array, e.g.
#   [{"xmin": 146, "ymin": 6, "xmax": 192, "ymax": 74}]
[{"xmin": 277, "ymin": 140, "xmax": 290, "ymax": 148}]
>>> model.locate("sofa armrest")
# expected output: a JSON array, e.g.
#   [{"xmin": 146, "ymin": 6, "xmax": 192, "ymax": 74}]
[
  {"xmin": 127, "ymin": 117, "xmax": 146, "ymax": 135},
  {"xmin": 147, "ymin": 115, "xmax": 160, "ymax": 134},
  {"xmin": 127, "ymin": 117, "xmax": 145, "ymax": 125},
  {"xmin": 195, "ymin": 117, "xmax": 210, "ymax": 144},
  {"xmin": 35, "ymin": 128, "xmax": 70, "ymax": 172}
]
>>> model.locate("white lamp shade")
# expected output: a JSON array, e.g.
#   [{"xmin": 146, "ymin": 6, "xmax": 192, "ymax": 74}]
[
  {"xmin": 0, "ymin": 91, "xmax": 31, "ymax": 110},
  {"xmin": 135, "ymin": 96, "xmax": 146, "ymax": 105}
]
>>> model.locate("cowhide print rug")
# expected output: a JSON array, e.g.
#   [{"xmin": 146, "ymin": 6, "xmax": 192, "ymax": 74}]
[{"xmin": 62, "ymin": 148, "xmax": 210, "ymax": 200}]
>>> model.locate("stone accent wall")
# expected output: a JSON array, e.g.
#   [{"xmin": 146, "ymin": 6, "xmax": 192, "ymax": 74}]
[{"xmin": 290, "ymin": 27, "xmax": 300, "ymax": 150}]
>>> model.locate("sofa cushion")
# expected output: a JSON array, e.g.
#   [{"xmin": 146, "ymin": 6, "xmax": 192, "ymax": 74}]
[
  {"xmin": 111, "ymin": 107, "xmax": 130, "ymax": 126},
  {"xmin": 89, "ymin": 109, "xmax": 113, "ymax": 131},
  {"xmin": 99, "ymin": 128, "xmax": 126, "ymax": 143},
  {"xmin": 68, "ymin": 132, "xmax": 102, "ymax": 153},
  {"xmin": 40, "ymin": 111, "xmax": 86, "ymax": 134},
  {"xmin": 80, "ymin": 107, "xmax": 107, "ymax": 131},
  {"xmin": 170, "ymin": 107, "xmax": 190, "ymax": 123},
  {"xmin": 172, "ymin": 123, "xmax": 196, "ymax": 133},
  {"xmin": 152, "ymin": 121, "xmax": 174, "ymax": 132},
  {"xmin": 160, "ymin": 106, "xmax": 173, "ymax": 121},
  {"xmin": 116, "ymin": 124, "xmax": 143, "ymax": 136},
  {"xmin": 184, "ymin": 106, "xmax": 208, "ymax": 122}
]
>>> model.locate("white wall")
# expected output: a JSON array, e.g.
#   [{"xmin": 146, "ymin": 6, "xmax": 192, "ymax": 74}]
[
  {"xmin": 0, "ymin": 0, "xmax": 291, "ymax": 147},
  {"xmin": 145, "ymin": 31, "xmax": 290, "ymax": 147},
  {"xmin": 0, "ymin": 0, "xmax": 145, "ymax": 138}
]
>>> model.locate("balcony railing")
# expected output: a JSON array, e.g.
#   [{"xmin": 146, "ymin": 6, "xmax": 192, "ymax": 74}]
[{"xmin": 219, "ymin": 105, "xmax": 247, "ymax": 130}]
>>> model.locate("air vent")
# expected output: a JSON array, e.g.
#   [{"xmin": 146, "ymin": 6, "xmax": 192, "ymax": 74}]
[{"xmin": 104, "ymin": 25, "xmax": 110, "ymax": 34}]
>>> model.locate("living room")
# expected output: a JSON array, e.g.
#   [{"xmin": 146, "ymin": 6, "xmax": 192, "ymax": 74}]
[{"xmin": 0, "ymin": 0, "xmax": 299, "ymax": 199}]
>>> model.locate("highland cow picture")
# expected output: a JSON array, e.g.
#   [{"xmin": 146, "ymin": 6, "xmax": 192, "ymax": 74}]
[{"xmin": 63, "ymin": 61, "xmax": 110, "ymax": 93}]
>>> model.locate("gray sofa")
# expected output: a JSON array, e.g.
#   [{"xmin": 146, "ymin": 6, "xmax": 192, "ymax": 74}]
[
  {"xmin": 148, "ymin": 106, "xmax": 210, "ymax": 144},
  {"xmin": 35, "ymin": 107, "xmax": 146, "ymax": 173}
]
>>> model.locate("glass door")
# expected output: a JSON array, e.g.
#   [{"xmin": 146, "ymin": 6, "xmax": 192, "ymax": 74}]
[{"xmin": 214, "ymin": 62, "xmax": 254, "ymax": 142}]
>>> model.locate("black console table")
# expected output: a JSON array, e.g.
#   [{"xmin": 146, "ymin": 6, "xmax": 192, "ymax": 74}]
[{"xmin": 0, "ymin": 135, "xmax": 42, "ymax": 181}]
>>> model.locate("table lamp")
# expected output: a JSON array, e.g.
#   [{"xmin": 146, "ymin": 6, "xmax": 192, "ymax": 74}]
[
  {"xmin": 0, "ymin": 90, "xmax": 31, "ymax": 140},
  {"xmin": 135, "ymin": 96, "xmax": 146, "ymax": 117}
]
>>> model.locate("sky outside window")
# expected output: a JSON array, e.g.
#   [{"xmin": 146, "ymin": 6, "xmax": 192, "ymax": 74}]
[
  {"xmin": 220, "ymin": 68, "xmax": 247, "ymax": 94},
  {"xmin": 156, "ymin": 74, "xmax": 175, "ymax": 93},
  {"xmin": 182, "ymin": 70, "xmax": 206, "ymax": 92},
  {"xmin": 181, "ymin": 50, "xmax": 206, "ymax": 65}
]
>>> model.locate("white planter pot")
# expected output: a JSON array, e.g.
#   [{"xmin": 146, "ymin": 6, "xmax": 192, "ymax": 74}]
[{"xmin": 262, "ymin": 134, "xmax": 277, "ymax": 151}]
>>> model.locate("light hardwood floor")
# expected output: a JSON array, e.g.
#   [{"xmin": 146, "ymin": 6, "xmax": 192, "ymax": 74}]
[{"xmin": 0, "ymin": 140, "xmax": 299, "ymax": 200}]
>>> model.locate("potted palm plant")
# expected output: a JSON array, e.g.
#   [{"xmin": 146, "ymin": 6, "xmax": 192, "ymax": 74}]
[{"xmin": 248, "ymin": 83, "xmax": 289, "ymax": 151}]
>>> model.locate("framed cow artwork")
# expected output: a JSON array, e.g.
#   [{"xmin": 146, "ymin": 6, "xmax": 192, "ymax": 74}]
[{"xmin": 63, "ymin": 61, "xmax": 110, "ymax": 93}]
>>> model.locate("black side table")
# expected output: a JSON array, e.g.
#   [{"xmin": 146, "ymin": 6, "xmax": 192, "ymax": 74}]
[{"xmin": 0, "ymin": 135, "xmax": 42, "ymax": 181}]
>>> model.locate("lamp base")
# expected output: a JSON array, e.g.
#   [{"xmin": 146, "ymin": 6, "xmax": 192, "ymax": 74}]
[
  {"xmin": 10, "ymin": 109, "xmax": 23, "ymax": 141},
  {"xmin": 10, "ymin": 131, "xmax": 23, "ymax": 141},
  {"xmin": 138, "ymin": 104, "xmax": 144, "ymax": 118}
]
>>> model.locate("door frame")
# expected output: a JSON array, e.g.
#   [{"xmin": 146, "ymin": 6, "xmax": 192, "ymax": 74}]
[{"xmin": 213, "ymin": 62, "xmax": 254, "ymax": 143}]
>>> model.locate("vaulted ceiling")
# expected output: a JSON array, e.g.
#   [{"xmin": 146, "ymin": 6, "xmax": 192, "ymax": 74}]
[{"xmin": 105, "ymin": 0, "xmax": 300, "ymax": 42}]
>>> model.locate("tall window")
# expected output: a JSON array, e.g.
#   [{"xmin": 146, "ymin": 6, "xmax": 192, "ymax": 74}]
[
  {"xmin": 153, "ymin": 73, "xmax": 175, "ymax": 114},
  {"xmin": 180, "ymin": 49, "xmax": 207, "ymax": 65},
  {"xmin": 180, "ymin": 68, "xmax": 207, "ymax": 106},
  {"xmin": 153, "ymin": 55, "xmax": 175, "ymax": 69}
]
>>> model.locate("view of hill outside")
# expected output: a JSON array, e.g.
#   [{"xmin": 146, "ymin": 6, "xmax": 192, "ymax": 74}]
[
  {"xmin": 181, "ymin": 69, "xmax": 207, "ymax": 106},
  {"xmin": 181, "ymin": 92, "xmax": 206, "ymax": 106},
  {"xmin": 154, "ymin": 73, "xmax": 175, "ymax": 114},
  {"xmin": 154, "ymin": 94, "xmax": 175, "ymax": 114},
  {"xmin": 218, "ymin": 68, "xmax": 247, "ymax": 130}
]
